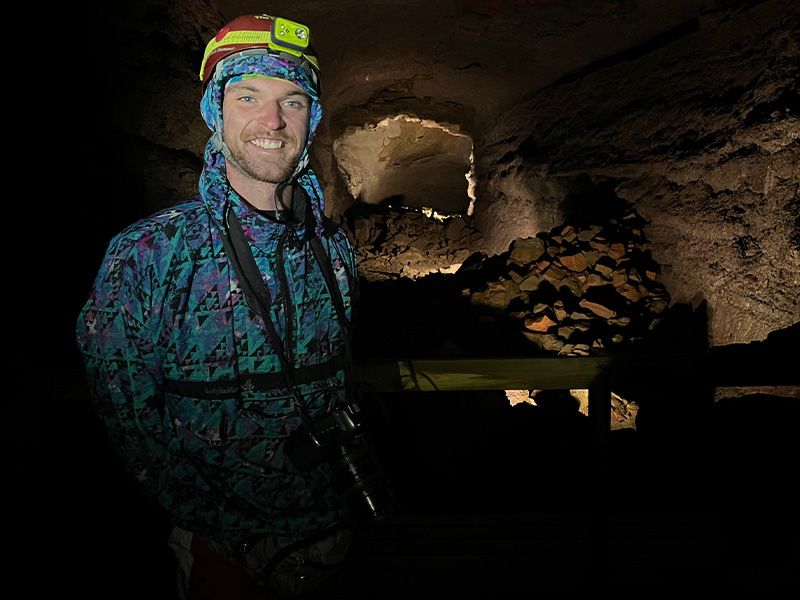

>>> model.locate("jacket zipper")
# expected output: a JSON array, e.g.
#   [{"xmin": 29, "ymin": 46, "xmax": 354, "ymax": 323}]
[{"xmin": 276, "ymin": 228, "xmax": 295, "ymax": 368}]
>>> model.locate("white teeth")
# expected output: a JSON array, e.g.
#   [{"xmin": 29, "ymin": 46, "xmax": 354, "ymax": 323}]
[{"xmin": 250, "ymin": 139, "xmax": 284, "ymax": 149}]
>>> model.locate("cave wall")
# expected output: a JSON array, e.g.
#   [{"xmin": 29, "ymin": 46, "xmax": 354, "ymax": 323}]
[
  {"xmin": 100, "ymin": 0, "xmax": 222, "ymax": 220},
  {"xmin": 100, "ymin": 0, "xmax": 798, "ymax": 348},
  {"xmin": 474, "ymin": 0, "xmax": 799, "ymax": 345}
]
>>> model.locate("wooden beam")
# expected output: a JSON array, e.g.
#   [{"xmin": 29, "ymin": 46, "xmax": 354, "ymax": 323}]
[
  {"xmin": 353, "ymin": 352, "xmax": 799, "ymax": 393},
  {"xmin": 354, "ymin": 357, "xmax": 609, "ymax": 392}
]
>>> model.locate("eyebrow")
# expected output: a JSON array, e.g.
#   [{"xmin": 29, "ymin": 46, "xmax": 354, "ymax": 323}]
[
  {"xmin": 283, "ymin": 91, "xmax": 310, "ymax": 101},
  {"xmin": 227, "ymin": 84, "xmax": 309, "ymax": 100},
  {"xmin": 227, "ymin": 84, "xmax": 260, "ymax": 93}
]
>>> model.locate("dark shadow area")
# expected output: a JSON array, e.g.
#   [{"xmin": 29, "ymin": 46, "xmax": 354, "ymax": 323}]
[
  {"xmin": 710, "ymin": 393, "xmax": 800, "ymax": 592},
  {"xmin": 557, "ymin": 175, "xmax": 629, "ymax": 227},
  {"xmin": 361, "ymin": 389, "xmax": 593, "ymax": 515},
  {"xmin": 351, "ymin": 264, "xmax": 548, "ymax": 360},
  {"xmin": 347, "ymin": 276, "xmax": 799, "ymax": 594},
  {"xmin": 32, "ymin": 290, "xmax": 798, "ymax": 597},
  {"xmin": 31, "ymin": 227, "xmax": 797, "ymax": 596}
]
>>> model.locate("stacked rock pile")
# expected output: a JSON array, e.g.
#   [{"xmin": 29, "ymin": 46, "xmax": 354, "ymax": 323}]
[{"xmin": 466, "ymin": 209, "xmax": 671, "ymax": 356}]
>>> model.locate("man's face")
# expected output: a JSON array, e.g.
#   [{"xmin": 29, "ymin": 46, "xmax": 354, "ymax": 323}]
[{"xmin": 222, "ymin": 77, "xmax": 310, "ymax": 185}]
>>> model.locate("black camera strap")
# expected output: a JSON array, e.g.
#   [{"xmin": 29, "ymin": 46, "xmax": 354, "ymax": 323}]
[
  {"xmin": 308, "ymin": 235, "xmax": 358, "ymax": 407},
  {"xmin": 220, "ymin": 207, "xmax": 317, "ymax": 431},
  {"xmin": 309, "ymin": 236, "xmax": 350, "ymax": 337},
  {"xmin": 219, "ymin": 200, "xmax": 353, "ymax": 439}
]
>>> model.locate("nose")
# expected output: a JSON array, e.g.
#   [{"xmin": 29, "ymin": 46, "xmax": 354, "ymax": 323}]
[{"xmin": 256, "ymin": 101, "xmax": 286, "ymax": 130}]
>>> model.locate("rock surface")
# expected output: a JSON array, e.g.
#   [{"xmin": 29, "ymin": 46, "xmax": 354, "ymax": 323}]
[{"xmin": 474, "ymin": 1, "xmax": 799, "ymax": 344}]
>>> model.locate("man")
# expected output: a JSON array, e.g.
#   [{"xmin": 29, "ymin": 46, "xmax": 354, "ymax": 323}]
[{"xmin": 76, "ymin": 13, "xmax": 384, "ymax": 599}]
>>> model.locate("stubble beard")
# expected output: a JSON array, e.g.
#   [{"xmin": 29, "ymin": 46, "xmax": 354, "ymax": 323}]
[{"xmin": 227, "ymin": 134, "xmax": 302, "ymax": 184}]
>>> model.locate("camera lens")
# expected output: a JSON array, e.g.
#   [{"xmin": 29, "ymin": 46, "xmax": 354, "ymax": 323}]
[
  {"xmin": 284, "ymin": 405, "xmax": 395, "ymax": 522},
  {"xmin": 330, "ymin": 436, "xmax": 395, "ymax": 522}
]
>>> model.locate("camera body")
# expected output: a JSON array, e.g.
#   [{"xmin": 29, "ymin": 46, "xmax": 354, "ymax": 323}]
[{"xmin": 284, "ymin": 401, "xmax": 394, "ymax": 523}]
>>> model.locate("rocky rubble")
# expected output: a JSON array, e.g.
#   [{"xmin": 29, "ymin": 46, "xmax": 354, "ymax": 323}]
[
  {"xmin": 345, "ymin": 206, "xmax": 482, "ymax": 281},
  {"xmin": 466, "ymin": 208, "xmax": 671, "ymax": 356},
  {"xmin": 506, "ymin": 388, "xmax": 640, "ymax": 431}
]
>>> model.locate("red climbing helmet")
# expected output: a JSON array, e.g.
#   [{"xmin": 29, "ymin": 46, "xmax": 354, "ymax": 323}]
[{"xmin": 199, "ymin": 14, "xmax": 320, "ymax": 89}]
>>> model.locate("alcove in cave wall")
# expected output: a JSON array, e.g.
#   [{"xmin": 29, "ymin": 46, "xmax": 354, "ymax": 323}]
[{"xmin": 333, "ymin": 114, "xmax": 475, "ymax": 214}]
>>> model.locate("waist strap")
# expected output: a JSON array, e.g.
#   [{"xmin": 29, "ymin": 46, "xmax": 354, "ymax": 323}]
[{"xmin": 165, "ymin": 353, "xmax": 347, "ymax": 400}]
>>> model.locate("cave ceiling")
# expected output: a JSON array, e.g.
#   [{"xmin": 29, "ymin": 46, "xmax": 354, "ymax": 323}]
[{"xmin": 215, "ymin": 0, "xmax": 710, "ymax": 138}]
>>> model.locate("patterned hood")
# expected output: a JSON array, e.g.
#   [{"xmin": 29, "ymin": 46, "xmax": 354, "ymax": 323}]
[{"xmin": 198, "ymin": 52, "xmax": 327, "ymax": 236}]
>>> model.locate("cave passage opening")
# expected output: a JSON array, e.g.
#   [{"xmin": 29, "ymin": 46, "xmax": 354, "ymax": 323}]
[{"xmin": 333, "ymin": 114, "xmax": 476, "ymax": 217}]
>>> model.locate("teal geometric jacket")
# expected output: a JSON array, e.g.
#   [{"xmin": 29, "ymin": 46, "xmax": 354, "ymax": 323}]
[{"xmin": 75, "ymin": 52, "xmax": 357, "ymax": 547}]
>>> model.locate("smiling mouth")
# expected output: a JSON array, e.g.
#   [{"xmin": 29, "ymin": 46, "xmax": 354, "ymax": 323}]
[{"xmin": 249, "ymin": 138, "xmax": 286, "ymax": 149}]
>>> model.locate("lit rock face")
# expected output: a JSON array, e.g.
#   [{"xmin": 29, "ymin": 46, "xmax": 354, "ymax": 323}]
[
  {"xmin": 474, "ymin": 1, "xmax": 799, "ymax": 344},
  {"xmin": 333, "ymin": 116, "xmax": 473, "ymax": 214}
]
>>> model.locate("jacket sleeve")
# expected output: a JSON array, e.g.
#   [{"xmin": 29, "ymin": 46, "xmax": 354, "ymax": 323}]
[{"xmin": 75, "ymin": 228, "xmax": 168, "ymax": 497}]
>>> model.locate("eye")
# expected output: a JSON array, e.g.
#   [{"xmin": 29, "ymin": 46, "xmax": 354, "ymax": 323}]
[
  {"xmin": 237, "ymin": 95, "xmax": 255, "ymax": 103},
  {"xmin": 284, "ymin": 98, "xmax": 308, "ymax": 109}
]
